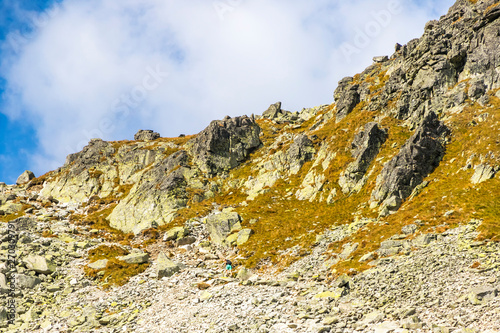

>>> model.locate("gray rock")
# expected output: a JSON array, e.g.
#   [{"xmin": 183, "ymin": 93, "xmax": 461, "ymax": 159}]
[
  {"xmin": 0, "ymin": 202, "xmax": 23, "ymax": 214},
  {"xmin": 471, "ymin": 164, "xmax": 496, "ymax": 184},
  {"xmin": 236, "ymin": 229, "xmax": 254, "ymax": 245},
  {"xmin": 23, "ymin": 255, "xmax": 56, "ymax": 274},
  {"xmin": 287, "ymin": 134, "xmax": 315, "ymax": 174},
  {"xmin": 117, "ymin": 252, "xmax": 149, "ymax": 264},
  {"xmin": 339, "ymin": 123, "xmax": 387, "ymax": 194},
  {"xmin": 88, "ymin": 259, "xmax": 109, "ymax": 270},
  {"xmin": 339, "ymin": 243, "xmax": 358, "ymax": 260},
  {"xmin": 371, "ymin": 112, "xmax": 449, "ymax": 212},
  {"xmin": 16, "ymin": 170, "xmax": 35, "ymax": 185},
  {"xmin": 164, "ymin": 226, "xmax": 190, "ymax": 241},
  {"xmin": 206, "ymin": 211, "xmax": 241, "ymax": 245},
  {"xmin": 262, "ymin": 102, "xmax": 282, "ymax": 119},
  {"xmin": 0, "ymin": 273, "xmax": 8, "ymax": 293},
  {"xmin": 334, "ymin": 77, "xmax": 360, "ymax": 121},
  {"xmin": 16, "ymin": 274, "xmax": 41, "ymax": 289},
  {"xmin": 467, "ymin": 80, "xmax": 486, "ymax": 100},
  {"xmin": 134, "ymin": 129, "xmax": 160, "ymax": 141},
  {"xmin": 414, "ymin": 233, "xmax": 437, "ymax": 246},
  {"xmin": 176, "ymin": 236, "xmax": 197, "ymax": 246},
  {"xmin": 156, "ymin": 252, "xmax": 181, "ymax": 278},
  {"xmin": 188, "ymin": 115, "xmax": 261, "ymax": 176},
  {"xmin": 402, "ymin": 224, "xmax": 418, "ymax": 235},
  {"xmin": 373, "ymin": 56, "xmax": 389, "ymax": 63}
]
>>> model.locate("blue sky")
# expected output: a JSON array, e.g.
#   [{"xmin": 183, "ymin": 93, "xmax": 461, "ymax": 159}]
[{"xmin": 0, "ymin": 0, "xmax": 455, "ymax": 184}]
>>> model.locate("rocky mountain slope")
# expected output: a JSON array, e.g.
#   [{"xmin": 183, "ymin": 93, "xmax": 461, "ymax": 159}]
[{"xmin": 1, "ymin": 0, "xmax": 500, "ymax": 332}]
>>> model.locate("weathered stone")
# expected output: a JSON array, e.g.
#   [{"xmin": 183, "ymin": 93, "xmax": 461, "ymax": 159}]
[
  {"xmin": 314, "ymin": 288, "xmax": 346, "ymax": 299},
  {"xmin": 109, "ymin": 151, "xmax": 191, "ymax": 234},
  {"xmin": 206, "ymin": 211, "xmax": 241, "ymax": 245},
  {"xmin": 371, "ymin": 112, "xmax": 449, "ymax": 212},
  {"xmin": 287, "ymin": 134, "xmax": 315, "ymax": 174},
  {"xmin": 176, "ymin": 236, "xmax": 196, "ymax": 246},
  {"xmin": 262, "ymin": 102, "xmax": 282, "ymax": 119},
  {"xmin": 16, "ymin": 170, "xmax": 35, "ymax": 185},
  {"xmin": 225, "ymin": 233, "xmax": 239, "ymax": 245},
  {"xmin": 164, "ymin": 226, "xmax": 190, "ymax": 241},
  {"xmin": 188, "ymin": 115, "xmax": 261, "ymax": 176},
  {"xmin": 117, "ymin": 252, "xmax": 149, "ymax": 264},
  {"xmin": 236, "ymin": 267, "xmax": 253, "ymax": 281},
  {"xmin": 471, "ymin": 164, "xmax": 496, "ymax": 184},
  {"xmin": 0, "ymin": 202, "xmax": 23, "ymax": 214},
  {"xmin": 339, "ymin": 122, "xmax": 387, "ymax": 193},
  {"xmin": 339, "ymin": 243, "xmax": 358, "ymax": 259},
  {"xmin": 0, "ymin": 273, "xmax": 8, "ymax": 293},
  {"xmin": 16, "ymin": 274, "xmax": 41, "ymax": 289},
  {"xmin": 88, "ymin": 259, "xmax": 108, "ymax": 270},
  {"xmin": 24, "ymin": 255, "xmax": 56, "ymax": 274},
  {"xmin": 236, "ymin": 229, "xmax": 254, "ymax": 246},
  {"xmin": 199, "ymin": 291, "xmax": 213, "ymax": 301},
  {"xmin": 134, "ymin": 129, "xmax": 160, "ymax": 141},
  {"xmin": 468, "ymin": 285, "xmax": 497, "ymax": 305},
  {"xmin": 373, "ymin": 56, "xmax": 389, "ymax": 63},
  {"xmin": 402, "ymin": 224, "xmax": 418, "ymax": 235},
  {"xmin": 156, "ymin": 252, "xmax": 181, "ymax": 278},
  {"xmin": 334, "ymin": 77, "xmax": 360, "ymax": 121}
]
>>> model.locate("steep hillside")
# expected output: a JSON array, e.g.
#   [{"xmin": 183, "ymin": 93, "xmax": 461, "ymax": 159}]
[{"xmin": 0, "ymin": 0, "xmax": 499, "ymax": 332}]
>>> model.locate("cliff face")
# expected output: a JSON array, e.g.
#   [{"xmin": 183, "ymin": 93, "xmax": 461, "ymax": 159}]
[{"xmin": 1, "ymin": 1, "xmax": 500, "ymax": 332}]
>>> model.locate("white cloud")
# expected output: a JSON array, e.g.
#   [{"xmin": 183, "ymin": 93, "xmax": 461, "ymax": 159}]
[{"xmin": 0, "ymin": 0, "xmax": 455, "ymax": 176}]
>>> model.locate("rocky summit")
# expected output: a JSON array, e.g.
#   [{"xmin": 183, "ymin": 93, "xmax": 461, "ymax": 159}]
[{"xmin": 1, "ymin": 0, "xmax": 500, "ymax": 332}]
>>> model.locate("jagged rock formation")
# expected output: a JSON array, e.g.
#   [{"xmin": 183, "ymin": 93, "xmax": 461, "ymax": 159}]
[
  {"xmin": 338, "ymin": 123, "xmax": 387, "ymax": 194},
  {"xmin": 134, "ymin": 130, "xmax": 160, "ymax": 141},
  {"xmin": 370, "ymin": 112, "xmax": 450, "ymax": 214},
  {"xmin": 187, "ymin": 115, "xmax": 261, "ymax": 176}
]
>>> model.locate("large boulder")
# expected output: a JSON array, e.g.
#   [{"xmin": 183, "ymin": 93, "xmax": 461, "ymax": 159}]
[
  {"xmin": 117, "ymin": 252, "xmax": 149, "ymax": 264},
  {"xmin": 16, "ymin": 274, "xmax": 41, "ymax": 289},
  {"xmin": 16, "ymin": 170, "xmax": 35, "ymax": 185},
  {"xmin": 206, "ymin": 211, "xmax": 242, "ymax": 245},
  {"xmin": 134, "ymin": 130, "xmax": 160, "ymax": 141},
  {"xmin": 371, "ymin": 112, "xmax": 449, "ymax": 213},
  {"xmin": 339, "ymin": 123, "xmax": 387, "ymax": 193},
  {"xmin": 187, "ymin": 115, "xmax": 261, "ymax": 176},
  {"xmin": 156, "ymin": 252, "xmax": 181, "ymax": 278},
  {"xmin": 23, "ymin": 255, "xmax": 57, "ymax": 274}
]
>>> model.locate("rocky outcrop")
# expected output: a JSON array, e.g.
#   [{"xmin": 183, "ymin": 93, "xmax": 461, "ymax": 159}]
[
  {"xmin": 108, "ymin": 150, "xmax": 196, "ymax": 234},
  {"xmin": 334, "ymin": 77, "xmax": 360, "ymax": 121},
  {"xmin": 134, "ymin": 130, "xmax": 160, "ymax": 141},
  {"xmin": 339, "ymin": 123, "xmax": 387, "ymax": 193},
  {"xmin": 188, "ymin": 115, "xmax": 261, "ymax": 176},
  {"xmin": 287, "ymin": 135, "xmax": 315, "ymax": 174},
  {"xmin": 371, "ymin": 112, "xmax": 449, "ymax": 213},
  {"xmin": 41, "ymin": 138, "xmax": 169, "ymax": 203}
]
